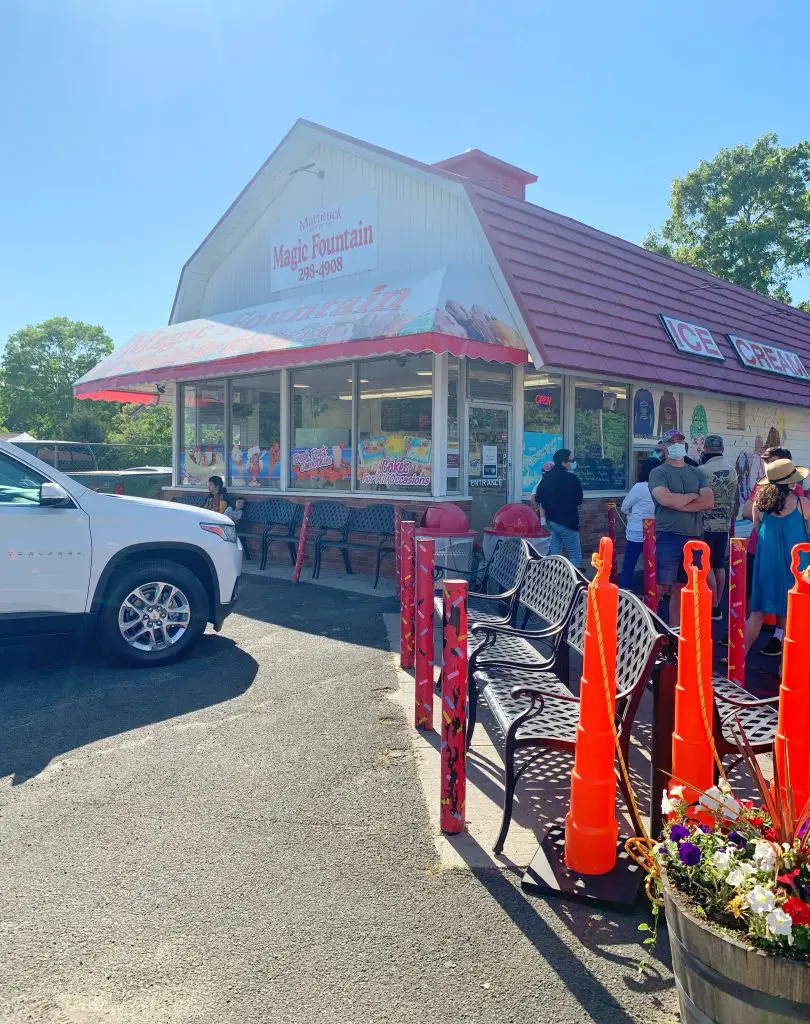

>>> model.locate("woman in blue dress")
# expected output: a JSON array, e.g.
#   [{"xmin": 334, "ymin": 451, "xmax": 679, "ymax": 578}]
[{"xmin": 745, "ymin": 458, "xmax": 810, "ymax": 655}]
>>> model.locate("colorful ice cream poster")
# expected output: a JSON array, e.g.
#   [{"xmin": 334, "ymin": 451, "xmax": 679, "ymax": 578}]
[
  {"xmin": 181, "ymin": 445, "xmax": 226, "ymax": 486},
  {"xmin": 522, "ymin": 431, "xmax": 564, "ymax": 496},
  {"xmin": 290, "ymin": 443, "xmax": 352, "ymax": 487},
  {"xmin": 358, "ymin": 432, "xmax": 432, "ymax": 488},
  {"xmin": 230, "ymin": 443, "xmax": 281, "ymax": 487}
]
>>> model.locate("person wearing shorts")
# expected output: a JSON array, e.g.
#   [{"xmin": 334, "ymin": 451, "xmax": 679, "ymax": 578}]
[
  {"xmin": 700, "ymin": 435, "xmax": 737, "ymax": 620},
  {"xmin": 648, "ymin": 429, "xmax": 714, "ymax": 628}
]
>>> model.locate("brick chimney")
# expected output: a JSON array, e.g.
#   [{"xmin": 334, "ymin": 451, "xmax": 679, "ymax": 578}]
[{"xmin": 433, "ymin": 149, "xmax": 537, "ymax": 201}]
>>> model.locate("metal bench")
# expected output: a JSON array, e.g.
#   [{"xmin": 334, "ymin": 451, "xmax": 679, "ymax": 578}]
[
  {"xmin": 712, "ymin": 678, "xmax": 778, "ymax": 761},
  {"xmin": 244, "ymin": 499, "xmax": 301, "ymax": 569},
  {"xmin": 313, "ymin": 504, "xmax": 395, "ymax": 587},
  {"xmin": 283, "ymin": 501, "xmax": 352, "ymax": 577},
  {"xmin": 432, "ymin": 537, "xmax": 536, "ymax": 633},
  {"xmin": 470, "ymin": 581, "xmax": 668, "ymax": 853},
  {"xmin": 172, "ymin": 494, "xmax": 207, "ymax": 508}
]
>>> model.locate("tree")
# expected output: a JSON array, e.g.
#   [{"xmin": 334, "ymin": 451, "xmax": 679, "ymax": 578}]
[
  {"xmin": 644, "ymin": 134, "xmax": 810, "ymax": 303},
  {"xmin": 107, "ymin": 403, "xmax": 173, "ymax": 462},
  {"xmin": 0, "ymin": 317, "xmax": 116, "ymax": 436},
  {"xmin": 62, "ymin": 408, "xmax": 108, "ymax": 443}
]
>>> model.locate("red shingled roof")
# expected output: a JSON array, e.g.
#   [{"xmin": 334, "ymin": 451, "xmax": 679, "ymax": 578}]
[{"xmin": 467, "ymin": 185, "xmax": 810, "ymax": 407}]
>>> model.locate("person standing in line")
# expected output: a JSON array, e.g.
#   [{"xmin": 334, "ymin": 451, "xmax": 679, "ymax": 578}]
[
  {"xmin": 699, "ymin": 435, "xmax": 738, "ymax": 620},
  {"xmin": 648, "ymin": 429, "xmax": 714, "ymax": 628},
  {"xmin": 745, "ymin": 458, "xmax": 810, "ymax": 654},
  {"xmin": 740, "ymin": 445, "xmax": 806, "ymax": 656},
  {"xmin": 618, "ymin": 458, "xmax": 656, "ymax": 590},
  {"xmin": 533, "ymin": 448, "xmax": 584, "ymax": 567}
]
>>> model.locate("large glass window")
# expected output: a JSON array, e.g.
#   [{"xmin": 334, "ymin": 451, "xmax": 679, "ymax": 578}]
[
  {"xmin": 467, "ymin": 360, "xmax": 513, "ymax": 402},
  {"xmin": 522, "ymin": 369, "xmax": 563, "ymax": 498},
  {"xmin": 447, "ymin": 357, "xmax": 461, "ymax": 493},
  {"xmin": 290, "ymin": 365, "xmax": 353, "ymax": 490},
  {"xmin": 230, "ymin": 373, "xmax": 281, "ymax": 489},
  {"xmin": 181, "ymin": 382, "xmax": 226, "ymax": 486},
  {"xmin": 573, "ymin": 381, "xmax": 628, "ymax": 491},
  {"xmin": 356, "ymin": 354, "xmax": 433, "ymax": 492}
]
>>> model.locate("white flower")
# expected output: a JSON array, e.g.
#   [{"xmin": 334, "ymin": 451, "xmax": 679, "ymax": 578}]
[
  {"xmin": 766, "ymin": 908, "xmax": 794, "ymax": 944},
  {"xmin": 698, "ymin": 785, "xmax": 740, "ymax": 820},
  {"xmin": 670, "ymin": 784, "xmax": 685, "ymax": 799},
  {"xmin": 712, "ymin": 849, "xmax": 733, "ymax": 874},
  {"xmin": 726, "ymin": 862, "xmax": 756, "ymax": 888},
  {"xmin": 753, "ymin": 841, "xmax": 777, "ymax": 873},
  {"xmin": 747, "ymin": 885, "xmax": 776, "ymax": 915}
]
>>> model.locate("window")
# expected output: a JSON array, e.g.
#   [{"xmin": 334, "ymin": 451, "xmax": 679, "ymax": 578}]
[
  {"xmin": 447, "ymin": 357, "xmax": 461, "ymax": 493},
  {"xmin": 230, "ymin": 373, "xmax": 281, "ymax": 488},
  {"xmin": 290, "ymin": 364, "xmax": 352, "ymax": 490},
  {"xmin": 522, "ymin": 370, "xmax": 563, "ymax": 498},
  {"xmin": 357, "ymin": 354, "xmax": 433, "ymax": 492},
  {"xmin": 0, "ymin": 452, "xmax": 47, "ymax": 505},
  {"xmin": 181, "ymin": 383, "xmax": 226, "ymax": 486},
  {"xmin": 727, "ymin": 400, "xmax": 746, "ymax": 432},
  {"xmin": 467, "ymin": 360, "xmax": 512, "ymax": 402},
  {"xmin": 573, "ymin": 381, "xmax": 628, "ymax": 491}
]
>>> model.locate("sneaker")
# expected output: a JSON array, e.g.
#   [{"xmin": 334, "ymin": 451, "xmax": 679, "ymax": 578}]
[
  {"xmin": 760, "ymin": 636, "xmax": 782, "ymax": 657},
  {"xmin": 711, "ymin": 607, "xmax": 723, "ymax": 621}
]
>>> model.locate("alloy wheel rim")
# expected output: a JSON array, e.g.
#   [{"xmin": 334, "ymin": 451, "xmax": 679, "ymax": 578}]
[{"xmin": 118, "ymin": 581, "xmax": 191, "ymax": 652}]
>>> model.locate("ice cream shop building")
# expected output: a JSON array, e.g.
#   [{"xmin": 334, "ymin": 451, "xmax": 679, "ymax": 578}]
[{"xmin": 77, "ymin": 119, "xmax": 810, "ymax": 557}]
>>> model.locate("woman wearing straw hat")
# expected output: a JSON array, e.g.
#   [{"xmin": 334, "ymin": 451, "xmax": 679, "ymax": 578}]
[{"xmin": 745, "ymin": 457, "xmax": 810, "ymax": 655}]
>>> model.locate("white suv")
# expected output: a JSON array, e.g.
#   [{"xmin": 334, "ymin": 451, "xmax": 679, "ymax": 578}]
[{"xmin": 0, "ymin": 440, "xmax": 242, "ymax": 666}]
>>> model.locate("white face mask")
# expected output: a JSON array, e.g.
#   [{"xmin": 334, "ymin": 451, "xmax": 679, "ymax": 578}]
[
  {"xmin": 568, "ymin": 460, "xmax": 577, "ymax": 471},
  {"xmin": 667, "ymin": 443, "xmax": 687, "ymax": 460}
]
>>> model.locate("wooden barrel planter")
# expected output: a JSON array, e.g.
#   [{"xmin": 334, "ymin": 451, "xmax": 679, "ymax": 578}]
[{"xmin": 663, "ymin": 877, "xmax": 810, "ymax": 1024}]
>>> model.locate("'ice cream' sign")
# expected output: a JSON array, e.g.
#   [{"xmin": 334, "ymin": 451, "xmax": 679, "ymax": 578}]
[
  {"xmin": 271, "ymin": 196, "xmax": 378, "ymax": 292},
  {"xmin": 728, "ymin": 335, "xmax": 810, "ymax": 381},
  {"xmin": 659, "ymin": 316, "xmax": 724, "ymax": 361}
]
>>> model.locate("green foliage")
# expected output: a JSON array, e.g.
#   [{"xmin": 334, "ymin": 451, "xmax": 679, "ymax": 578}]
[
  {"xmin": 0, "ymin": 317, "xmax": 116, "ymax": 436},
  {"xmin": 62, "ymin": 408, "xmax": 108, "ymax": 443},
  {"xmin": 107, "ymin": 403, "xmax": 172, "ymax": 448},
  {"xmin": 644, "ymin": 134, "xmax": 810, "ymax": 302}
]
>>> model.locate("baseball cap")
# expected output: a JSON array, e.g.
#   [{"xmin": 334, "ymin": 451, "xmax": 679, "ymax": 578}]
[
  {"xmin": 658, "ymin": 428, "xmax": 685, "ymax": 446},
  {"xmin": 704, "ymin": 434, "xmax": 724, "ymax": 453}
]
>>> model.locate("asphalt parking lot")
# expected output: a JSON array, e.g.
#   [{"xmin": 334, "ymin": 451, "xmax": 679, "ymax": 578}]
[{"xmin": 0, "ymin": 577, "xmax": 676, "ymax": 1024}]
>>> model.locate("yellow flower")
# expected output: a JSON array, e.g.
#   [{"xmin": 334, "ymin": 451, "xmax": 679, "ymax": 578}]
[{"xmin": 726, "ymin": 894, "xmax": 746, "ymax": 919}]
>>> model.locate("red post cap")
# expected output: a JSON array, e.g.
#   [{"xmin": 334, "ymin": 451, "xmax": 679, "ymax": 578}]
[
  {"xmin": 489, "ymin": 502, "xmax": 541, "ymax": 536},
  {"xmin": 423, "ymin": 503, "xmax": 469, "ymax": 532}
]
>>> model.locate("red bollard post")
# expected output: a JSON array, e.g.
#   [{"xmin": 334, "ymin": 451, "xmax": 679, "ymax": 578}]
[
  {"xmin": 671, "ymin": 540, "xmax": 714, "ymax": 807},
  {"xmin": 728, "ymin": 537, "xmax": 746, "ymax": 688},
  {"xmin": 565, "ymin": 536, "xmax": 619, "ymax": 875},
  {"xmin": 415, "ymin": 538, "xmax": 435, "ymax": 730},
  {"xmin": 440, "ymin": 579, "xmax": 468, "ymax": 833},
  {"xmin": 291, "ymin": 501, "xmax": 312, "ymax": 584},
  {"xmin": 775, "ymin": 543, "xmax": 810, "ymax": 821},
  {"xmin": 607, "ymin": 503, "xmax": 618, "ymax": 584},
  {"xmin": 394, "ymin": 506, "xmax": 402, "ymax": 598},
  {"xmin": 642, "ymin": 518, "xmax": 657, "ymax": 612},
  {"xmin": 399, "ymin": 521, "xmax": 416, "ymax": 670}
]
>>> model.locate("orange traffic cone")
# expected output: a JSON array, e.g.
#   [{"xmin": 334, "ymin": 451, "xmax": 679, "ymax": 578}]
[
  {"xmin": 671, "ymin": 540, "xmax": 714, "ymax": 806},
  {"xmin": 565, "ymin": 537, "xmax": 619, "ymax": 875},
  {"xmin": 775, "ymin": 543, "xmax": 810, "ymax": 822}
]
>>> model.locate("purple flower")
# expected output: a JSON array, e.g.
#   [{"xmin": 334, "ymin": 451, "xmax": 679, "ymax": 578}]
[
  {"xmin": 678, "ymin": 842, "xmax": 702, "ymax": 866},
  {"xmin": 669, "ymin": 824, "xmax": 690, "ymax": 843},
  {"xmin": 727, "ymin": 830, "xmax": 747, "ymax": 849},
  {"xmin": 697, "ymin": 824, "xmax": 712, "ymax": 834}
]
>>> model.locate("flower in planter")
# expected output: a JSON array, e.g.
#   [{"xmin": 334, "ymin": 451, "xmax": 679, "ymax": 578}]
[
  {"xmin": 669, "ymin": 823, "xmax": 690, "ymax": 843},
  {"xmin": 753, "ymin": 841, "xmax": 777, "ymax": 873},
  {"xmin": 698, "ymin": 784, "xmax": 741, "ymax": 821},
  {"xmin": 747, "ymin": 885, "xmax": 776, "ymax": 915},
  {"xmin": 712, "ymin": 848, "xmax": 733, "ymax": 874},
  {"xmin": 727, "ymin": 830, "xmax": 747, "ymax": 850},
  {"xmin": 661, "ymin": 786, "xmax": 685, "ymax": 815},
  {"xmin": 726, "ymin": 862, "xmax": 756, "ymax": 888},
  {"xmin": 766, "ymin": 908, "xmax": 794, "ymax": 944},
  {"xmin": 678, "ymin": 842, "xmax": 702, "ymax": 866},
  {"xmin": 784, "ymin": 896, "xmax": 810, "ymax": 926}
]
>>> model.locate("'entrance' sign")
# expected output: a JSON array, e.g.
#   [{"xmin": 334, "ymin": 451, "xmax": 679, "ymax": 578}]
[
  {"xmin": 659, "ymin": 316, "xmax": 724, "ymax": 361},
  {"xmin": 728, "ymin": 335, "xmax": 810, "ymax": 381}
]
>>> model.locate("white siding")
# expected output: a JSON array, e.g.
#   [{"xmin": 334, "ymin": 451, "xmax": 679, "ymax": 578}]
[
  {"xmin": 197, "ymin": 141, "xmax": 490, "ymax": 319},
  {"xmin": 682, "ymin": 392, "xmax": 810, "ymax": 498}
]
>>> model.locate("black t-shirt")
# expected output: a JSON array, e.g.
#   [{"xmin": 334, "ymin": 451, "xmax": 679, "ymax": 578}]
[{"xmin": 534, "ymin": 467, "xmax": 584, "ymax": 530}]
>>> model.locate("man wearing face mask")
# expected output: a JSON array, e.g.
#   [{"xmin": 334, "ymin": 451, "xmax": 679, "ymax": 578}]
[
  {"xmin": 533, "ymin": 447, "xmax": 584, "ymax": 567},
  {"xmin": 648, "ymin": 429, "xmax": 715, "ymax": 627}
]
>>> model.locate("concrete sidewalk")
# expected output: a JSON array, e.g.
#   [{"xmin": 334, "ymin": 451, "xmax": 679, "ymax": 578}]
[{"xmin": 0, "ymin": 578, "xmax": 676, "ymax": 1024}]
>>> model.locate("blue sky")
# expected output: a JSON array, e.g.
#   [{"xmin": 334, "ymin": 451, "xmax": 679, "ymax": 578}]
[{"xmin": 2, "ymin": 0, "xmax": 808, "ymax": 351}]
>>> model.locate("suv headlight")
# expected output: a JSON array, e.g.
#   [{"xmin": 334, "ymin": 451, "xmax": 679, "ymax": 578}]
[{"xmin": 200, "ymin": 522, "xmax": 238, "ymax": 543}]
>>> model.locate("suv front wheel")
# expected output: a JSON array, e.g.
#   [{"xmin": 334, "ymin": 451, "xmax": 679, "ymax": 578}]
[{"xmin": 101, "ymin": 559, "xmax": 208, "ymax": 666}]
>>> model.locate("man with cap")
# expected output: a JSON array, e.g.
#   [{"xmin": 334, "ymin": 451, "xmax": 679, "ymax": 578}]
[
  {"xmin": 700, "ymin": 435, "xmax": 738, "ymax": 620},
  {"xmin": 648, "ymin": 429, "xmax": 715, "ymax": 627}
]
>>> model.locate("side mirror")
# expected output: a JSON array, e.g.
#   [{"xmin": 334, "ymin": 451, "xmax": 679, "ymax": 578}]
[{"xmin": 39, "ymin": 482, "xmax": 72, "ymax": 508}]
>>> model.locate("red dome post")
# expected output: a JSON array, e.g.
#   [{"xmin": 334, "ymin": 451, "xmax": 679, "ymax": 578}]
[
  {"xmin": 642, "ymin": 518, "xmax": 657, "ymax": 611},
  {"xmin": 399, "ymin": 520, "xmax": 416, "ymax": 670},
  {"xmin": 394, "ymin": 505, "xmax": 402, "ymax": 598},
  {"xmin": 564, "ymin": 536, "xmax": 619, "ymax": 874},
  {"xmin": 671, "ymin": 540, "xmax": 714, "ymax": 806},
  {"xmin": 728, "ymin": 537, "xmax": 746, "ymax": 688},
  {"xmin": 414, "ymin": 538, "xmax": 435, "ymax": 730},
  {"xmin": 292, "ymin": 501, "xmax": 312, "ymax": 584},
  {"xmin": 775, "ymin": 543, "xmax": 810, "ymax": 821},
  {"xmin": 440, "ymin": 578, "xmax": 468, "ymax": 833}
]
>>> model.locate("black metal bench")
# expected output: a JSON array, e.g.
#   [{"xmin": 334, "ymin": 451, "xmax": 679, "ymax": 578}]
[
  {"xmin": 313, "ymin": 504, "xmax": 395, "ymax": 587},
  {"xmin": 172, "ymin": 494, "xmax": 207, "ymax": 508},
  {"xmin": 244, "ymin": 498, "xmax": 301, "ymax": 569},
  {"xmin": 281, "ymin": 501, "xmax": 352, "ymax": 577},
  {"xmin": 470, "ymin": 579, "xmax": 669, "ymax": 853}
]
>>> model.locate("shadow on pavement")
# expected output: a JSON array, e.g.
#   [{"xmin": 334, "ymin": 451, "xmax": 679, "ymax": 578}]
[{"xmin": 0, "ymin": 633, "xmax": 258, "ymax": 786}]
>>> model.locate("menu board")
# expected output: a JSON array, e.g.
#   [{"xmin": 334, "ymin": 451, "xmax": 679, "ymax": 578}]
[
  {"xmin": 380, "ymin": 397, "xmax": 432, "ymax": 432},
  {"xmin": 574, "ymin": 405, "xmax": 628, "ymax": 490}
]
